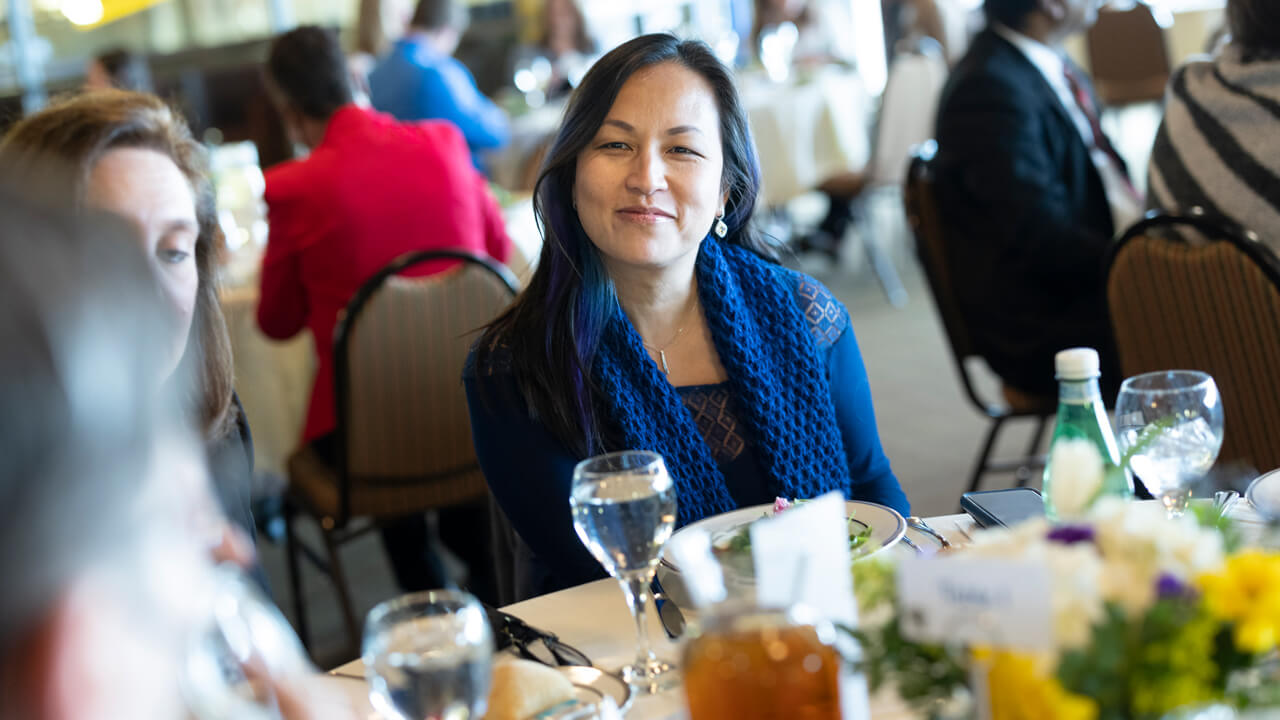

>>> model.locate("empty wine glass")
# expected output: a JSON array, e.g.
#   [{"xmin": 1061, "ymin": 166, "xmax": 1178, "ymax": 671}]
[
  {"xmin": 363, "ymin": 590, "xmax": 494, "ymax": 720},
  {"xmin": 1115, "ymin": 370, "xmax": 1224, "ymax": 518},
  {"xmin": 571, "ymin": 450, "xmax": 679, "ymax": 693}
]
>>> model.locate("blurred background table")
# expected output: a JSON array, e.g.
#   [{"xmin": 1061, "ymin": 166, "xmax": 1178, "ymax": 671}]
[
  {"xmin": 739, "ymin": 67, "xmax": 873, "ymax": 208},
  {"xmin": 220, "ymin": 273, "xmax": 315, "ymax": 480}
]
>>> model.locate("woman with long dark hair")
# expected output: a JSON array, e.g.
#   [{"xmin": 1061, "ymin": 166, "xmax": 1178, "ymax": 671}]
[{"xmin": 465, "ymin": 34, "xmax": 909, "ymax": 598}]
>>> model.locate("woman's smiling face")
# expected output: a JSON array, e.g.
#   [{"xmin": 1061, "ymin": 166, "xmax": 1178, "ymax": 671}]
[{"xmin": 572, "ymin": 61, "xmax": 726, "ymax": 276}]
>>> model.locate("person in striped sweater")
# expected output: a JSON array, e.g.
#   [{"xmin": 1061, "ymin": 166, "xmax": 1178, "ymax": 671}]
[{"xmin": 1147, "ymin": 0, "xmax": 1280, "ymax": 248}]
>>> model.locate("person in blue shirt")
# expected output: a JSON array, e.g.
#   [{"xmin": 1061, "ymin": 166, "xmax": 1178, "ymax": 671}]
[
  {"xmin": 464, "ymin": 34, "xmax": 910, "ymax": 600},
  {"xmin": 368, "ymin": 0, "xmax": 510, "ymax": 168}
]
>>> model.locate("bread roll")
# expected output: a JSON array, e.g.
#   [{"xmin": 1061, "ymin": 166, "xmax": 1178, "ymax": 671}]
[{"xmin": 484, "ymin": 658, "xmax": 576, "ymax": 720}]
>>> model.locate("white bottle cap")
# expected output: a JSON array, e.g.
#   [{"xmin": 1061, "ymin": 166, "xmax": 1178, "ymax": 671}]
[{"xmin": 1055, "ymin": 347, "xmax": 1100, "ymax": 380}]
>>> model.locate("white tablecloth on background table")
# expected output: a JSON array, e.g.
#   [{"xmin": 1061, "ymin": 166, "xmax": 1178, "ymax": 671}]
[
  {"xmin": 739, "ymin": 68, "xmax": 874, "ymax": 208},
  {"xmin": 220, "ymin": 283, "xmax": 315, "ymax": 480},
  {"xmin": 485, "ymin": 102, "xmax": 567, "ymax": 193},
  {"xmin": 326, "ymin": 513, "xmax": 981, "ymax": 719}
]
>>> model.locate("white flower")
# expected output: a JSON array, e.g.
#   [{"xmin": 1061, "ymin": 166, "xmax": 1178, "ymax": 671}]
[
  {"xmin": 1092, "ymin": 500, "xmax": 1225, "ymax": 574},
  {"xmin": 962, "ymin": 523, "xmax": 1104, "ymax": 651},
  {"xmin": 1047, "ymin": 439, "xmax": 1105, "ymax": 518},
  {"xmin": 1044, "ymin": 544, "xmax": 1105, "ymax": 651},
  {"xmin": 1088, "ymin": 499, "xmax": 1227, "ymax": 616},
  {"xmin": 1098, "ymin": 557, "xmax": 1156, "ymax": 615},
  {"xmin": 964, "ymin": 518, "xmax": 1052, "ymax": 559}
]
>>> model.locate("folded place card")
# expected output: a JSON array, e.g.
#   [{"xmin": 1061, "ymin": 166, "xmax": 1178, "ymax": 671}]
[
  {"xmin": 750, "ymin": 491, "xmax": 857, "ymax": 627},
  {"xmin": 896, "ymin": 556, "xmax": 1054, "ymax": 652}
]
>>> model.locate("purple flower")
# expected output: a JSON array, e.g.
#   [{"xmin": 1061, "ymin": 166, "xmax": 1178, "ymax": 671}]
[
  {"xmin": 1047, "ymin": 525, "xmax": 1096, "ymax": 545},
  {"xmin": 1156, "ymin": 573, "xmax": 1195, "ymax": 599}
]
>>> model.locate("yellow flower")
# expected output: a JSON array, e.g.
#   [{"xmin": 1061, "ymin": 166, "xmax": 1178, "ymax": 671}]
[
  {"xmin": 1197, "ymin": 550, "xmax": 1280, "ymax": 654},
  {"xmin": 972, "ymin": 648, "xmax": 1098, "ymax": 720}
]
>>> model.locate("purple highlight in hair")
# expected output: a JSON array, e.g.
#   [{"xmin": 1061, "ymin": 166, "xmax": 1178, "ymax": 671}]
[{"xmin": 1046, "ymin": 525, "xmax": 1095, "ymax": 545}]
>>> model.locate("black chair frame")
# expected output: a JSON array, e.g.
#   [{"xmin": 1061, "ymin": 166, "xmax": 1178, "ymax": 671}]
[
  {"xmin": 906, "ymin": 141, "xmax": 1054, "ymax": 498},
  {"xmin": 283, "ymin": 248, "xmax": 517, "ymax": 654},
  {"xmin": 1104, "ymin": 209, "xmax": 1280, "ymax": 284}
]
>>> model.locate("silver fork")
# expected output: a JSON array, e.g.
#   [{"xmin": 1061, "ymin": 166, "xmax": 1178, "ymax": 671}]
[{"xmin": 907, "ymin": 516, "xmax": 952, "ymax": 549}]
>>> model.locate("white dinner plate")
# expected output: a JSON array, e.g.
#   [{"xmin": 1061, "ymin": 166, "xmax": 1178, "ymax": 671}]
[
  {"xmin": 660, "ymin": 500, "xmax": 907, "ymax": 580},
  {"xmin": 1246, "ymin": 468, "xmax": 1280, "ymax": 521}
]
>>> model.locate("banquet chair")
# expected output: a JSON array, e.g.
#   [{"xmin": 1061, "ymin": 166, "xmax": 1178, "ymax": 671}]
[
  {"xmin": 1086, "ymin": 1, "xmax": 1171, "ymax": 107},
  {"xmin": 816, "ymin": 37, "xmax": 949, "ymax": 307},
  {"xmin": 1105, "ymin": 212, "xmax": 1280, "ymax": 474},
  {"xmin": 904, "ymin": 142, "xmax": 1057, "ymax": 497},
  {"xmin": 283, "ymin": 249, "xmax": 518, "ymax": 653}
]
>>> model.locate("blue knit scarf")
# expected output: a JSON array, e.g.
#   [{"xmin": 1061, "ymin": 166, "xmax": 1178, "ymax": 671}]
[{"xmin": 593, "ymin": 239, "xmax": 851, "ymax": 528}]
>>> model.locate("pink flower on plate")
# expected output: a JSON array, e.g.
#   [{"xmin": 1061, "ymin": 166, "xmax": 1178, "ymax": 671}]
[{"xmin": 773, "ymin": 497, "xmax": 792, "ymax": 514}]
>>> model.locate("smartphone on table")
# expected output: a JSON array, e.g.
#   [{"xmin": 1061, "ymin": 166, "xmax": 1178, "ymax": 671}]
[{"xmin": 960, "ymin": 487, "xmax": 1045, "ymax": 528}]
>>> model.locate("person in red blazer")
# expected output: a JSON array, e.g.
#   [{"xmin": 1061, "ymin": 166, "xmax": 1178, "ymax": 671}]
[
  {"xmin": 258, "ymin": 26, "xmax": 511, "ymax": 444},
  {"xmin": 258, "ymin": 26, "xmax": 511, "ymax": 597}
]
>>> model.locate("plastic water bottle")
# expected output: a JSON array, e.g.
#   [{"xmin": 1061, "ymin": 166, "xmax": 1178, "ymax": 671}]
[{"xmin": 1042, "ymin": 348, "xmax": 1133, "ymax": 520}]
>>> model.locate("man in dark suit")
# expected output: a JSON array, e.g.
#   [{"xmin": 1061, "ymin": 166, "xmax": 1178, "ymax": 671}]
[{"xmin": 933, "ymin": 0, "xmax": 1140, "ymax": 396}]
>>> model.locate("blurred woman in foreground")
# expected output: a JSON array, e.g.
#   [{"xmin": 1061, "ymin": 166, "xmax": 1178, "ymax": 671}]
[
  {"xmin": 465, "ymin": 34, "xmax": 908, "ymax": 598},
  {"xmin": 0, "ymin": 188, "xmax": 351, "ymax": 719},
  {"xmin": 0, "ymin": 91, "xmax": 259, "ymax": 567}
]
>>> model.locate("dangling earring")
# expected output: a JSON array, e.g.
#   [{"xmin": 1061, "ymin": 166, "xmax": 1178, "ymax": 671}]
[{"xmin": 713, "ymin": 211, "xmax": 728, "ymax": 239}]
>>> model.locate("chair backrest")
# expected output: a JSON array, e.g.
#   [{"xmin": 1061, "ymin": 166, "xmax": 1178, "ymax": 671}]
[
  {"xmin": 1106, "ymin": 213, "xmax": 1280, "ymax": 472},
  {"xmin": 1086, "ymin": 1, "xmax": 1171, "ymax": 106},
  {"xmin": 333, "ymin": 249, "xmax": 518, "ymax": 505},
  {"xmin": 868, "ymin": 41, "xmax": 949, "ymax": 188},
  {"xmin": 905, "ymin": 141, "xmax": 993, "ymax": 412}
]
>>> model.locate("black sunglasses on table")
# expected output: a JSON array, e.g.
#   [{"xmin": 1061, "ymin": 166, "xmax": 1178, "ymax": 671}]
[{"xmin": 483, "ymin": 603, "xmax": 592, "ymax": 668}]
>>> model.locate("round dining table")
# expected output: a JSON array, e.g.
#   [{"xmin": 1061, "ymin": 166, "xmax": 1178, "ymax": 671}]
[
  {"xmin": 321, "ymin": 496, "xmax": 1273, "ymax": 718},
  {"xmin": 323, "ymin": 512, "xmax": 981, "ymax": 720}
]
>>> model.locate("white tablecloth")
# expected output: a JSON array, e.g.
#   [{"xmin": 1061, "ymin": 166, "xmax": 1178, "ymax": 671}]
[
  {"xmin": 326, "ymin": 513, "xmax": 981, "ymax": 719},
  {"xmin": 485, "ymin": 102, "xmax": 567, "ymax": 193},
  {"xmin": 740, "ymin": 68, "xmax": 873, "ymax": 207},
  {"xmin": 220, "ymin": 283, "xmax": 315, "ymax": 480}
]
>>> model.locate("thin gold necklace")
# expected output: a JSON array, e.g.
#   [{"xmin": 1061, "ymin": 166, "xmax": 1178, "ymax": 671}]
[
  {"xmin": 642, "ymin": 326, "xmax": 686, "ymax": 375},
  {"xmin": 641, "ymin": 294, "xmax": 697, "ymax": 375}
]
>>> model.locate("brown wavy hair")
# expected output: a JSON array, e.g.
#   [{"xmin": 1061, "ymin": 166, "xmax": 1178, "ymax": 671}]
[{"xmin": 0, "ymin": 90, "xmax": 237, "ymax": 441}]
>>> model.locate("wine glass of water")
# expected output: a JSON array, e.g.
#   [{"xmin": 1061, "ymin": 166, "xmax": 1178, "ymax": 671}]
[
  {"xmin": 1115, "ymin": 370, "xmax": 1224, "ymax": 518},
  {"xmin": 571, "ymin": 450, "xmax": 679, "ymax": 693},
  {"xmin": 363, "ymin": 590, "xmax": 493, "ymax": 720}
]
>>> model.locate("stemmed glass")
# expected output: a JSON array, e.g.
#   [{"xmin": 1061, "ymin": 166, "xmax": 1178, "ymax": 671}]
[
  {"xmin": 571, "ymin": 450, "xmax": 679, "ymax": 693},
  {"xmin": 1115, "ymin": 371, "xmax": 1225, "ymax": 518},
  {"xmin": 182, "ymin": 565, "xmax": 314, "ymax": 719},
  {"xmin": 363, "ymin": 590, "xmax": 494, "ymax": 720}
]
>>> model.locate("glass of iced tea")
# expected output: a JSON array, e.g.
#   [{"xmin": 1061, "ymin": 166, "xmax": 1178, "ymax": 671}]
[{"xmin": 682, "ymin": 604, "xmax": 844, "ymax": 720}]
